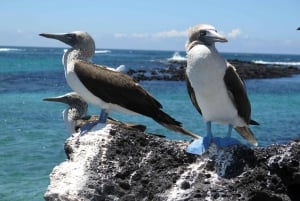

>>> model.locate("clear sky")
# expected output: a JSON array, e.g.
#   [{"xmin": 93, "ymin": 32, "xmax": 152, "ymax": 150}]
[{"xmin": 1, "ymin": 0, "xmax": 300, "ymax": 54}]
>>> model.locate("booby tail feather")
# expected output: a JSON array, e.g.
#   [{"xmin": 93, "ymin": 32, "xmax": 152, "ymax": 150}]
[
  {"xmin": 234, "ymin": 126, "xmax": 258, "ymax": 146},
  {"xmin": 250, "ymin": 119, "xmax": 259, "ymax": 125},
  {"xmin": 153, "ymin": 110, "xmax": 200, "ymax": 139}
]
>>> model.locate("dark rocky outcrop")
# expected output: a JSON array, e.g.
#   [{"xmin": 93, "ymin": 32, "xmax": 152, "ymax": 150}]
[
  {"xmin": 44, "ymin": 124, "xmax": 300, "ymax": 201},
  {"xmin": 127, "ymin": 60, "xmax": 300, "ymax": 81}
]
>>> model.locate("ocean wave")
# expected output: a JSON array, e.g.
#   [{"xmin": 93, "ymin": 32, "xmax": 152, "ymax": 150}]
[
  {"xmin": 63, "ymin": 49, "xmax": 111, "ymax": 54},
  {"xmin": 167, "ymin": 52, "xmax": 186, "ymax": 62},
  {"xmin": 0, "ymin": 48, "xmax": 24, "ymax": 52},
  {"xmin": 252, "ymin": 60, "xmax": 300, "ymax": 66},
  {"xmin": 95, "ymin": 50, "xmax": 111, "ymax": 54}
]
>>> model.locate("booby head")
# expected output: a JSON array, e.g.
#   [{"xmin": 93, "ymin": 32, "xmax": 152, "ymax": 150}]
[
  {"xmin": 43, "ymin": 92, "xmax": 88, "ymax": 118},
  {"xmin": 43, "ymin": 92, "xmax": 89, "ymax": 134},
  {"xmin": 39, "ymin": 31, "xmax": 95, "ymax": 58},
  {"xmin": 186, "ymin": 24, "xmax": 228, "ymax": 50}
]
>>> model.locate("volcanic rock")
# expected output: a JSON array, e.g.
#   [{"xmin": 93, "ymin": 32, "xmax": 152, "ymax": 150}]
[{"xmin": 44, "ymin": 124, "xmax": 300, "ymax": 201}]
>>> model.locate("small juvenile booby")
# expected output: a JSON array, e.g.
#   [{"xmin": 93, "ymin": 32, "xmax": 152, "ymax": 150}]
[
  {"xmin": 185, "ymin": 24, "xmax": 259, "ymax": 155},
  {"xmin": 43, "ymin": 92, "xmax": 147, "ymax": 134},
  {"xmin": 39, "ymin": 31, "xmax": 199, "ymax": 138},
  {"xmin": 43, "ymin": 92, "xmax": 88, "ymax": 134}
]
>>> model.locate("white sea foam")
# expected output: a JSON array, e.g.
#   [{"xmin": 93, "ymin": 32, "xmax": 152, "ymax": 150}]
[
  {"xmin": 167, "ymin": 52, "xmax": 187, "ymax": 62},
  {"xmin": 115, "ymin": 64, "xmax": 126, "ymax": 72},
  {"xmin": 0, "ymin": 48, "xmax": 24, "ymax": 52},
  {"xmin": 252, "ymin": 60, "xmax": 300, "ymax": 66},
  {"xmin": 63, "ymin": 49, "xmax": 111, "ymax": 54},
  {"xmin": 95, "ymin": 50, "xmax": 111, "ymax": 54}
]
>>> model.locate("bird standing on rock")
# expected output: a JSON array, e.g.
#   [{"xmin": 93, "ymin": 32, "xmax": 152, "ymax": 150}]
[
  {"xmin": 185, "ymin": 24, "xmax": 259, "ymax": 155},
  {"xmin": 39, "ymin": 31, "xmax": 199, "ymax": 138}
]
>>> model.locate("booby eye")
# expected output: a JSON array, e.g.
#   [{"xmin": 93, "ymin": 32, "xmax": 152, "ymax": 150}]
[
  {"xmin": 199, "ymin": 30, "xmax": 207, "ymax": 37},
  {"xmin": 64, "ymin": 33, "xmax": 78, "ymax": 46},
  {"xmin": 66, "ymin": 33, "xmax": 76, "ymax": 40}
]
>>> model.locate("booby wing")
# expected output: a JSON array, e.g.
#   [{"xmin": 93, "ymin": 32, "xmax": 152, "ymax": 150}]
[
  {"xmin": 74, "ymin": 60, "xmax": 200, "ymax": 139},
  {"xmin": 224, "ymin": 62, "xmax": 259, "ymax": 125},
  {"xmin": 223, "ymin": 62, "xmax": 258, "ymax": 145},
  {"xmin": 74, "ymin": 60, "xmax": 163, "ymax": 117},
  {"xmin": 75, "ymin": 115, "xmax": 147, "ymax": 132},
  {"xmin": 185, "ymin": 74, "xmax": 202, "ymax": 115}
]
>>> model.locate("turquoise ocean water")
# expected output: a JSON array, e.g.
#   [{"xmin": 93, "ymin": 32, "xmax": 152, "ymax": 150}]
[{"xmin": 1, "ymin": 47, "xmax": 300, "ymax": 200}]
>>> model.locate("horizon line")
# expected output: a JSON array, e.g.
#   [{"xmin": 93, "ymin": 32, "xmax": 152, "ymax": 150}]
[{"xmin": 0, "ymin": 44, "xmax": 300, "ymax": 56}]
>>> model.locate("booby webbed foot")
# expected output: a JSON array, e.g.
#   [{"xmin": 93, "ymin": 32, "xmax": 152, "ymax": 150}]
[
  {"xmin": 186, "ymin": 121, "xmax": 213, "ymax": 155},
  {"xmin": 186, "ymin": 135, "xmax": 211, "ymax": 155},
  {"xmin": 213, "ymin": 137, "xmax": 241, "ymax": 148},
  {"xmin": 213, "ymin": 124, "xmax": 240, "ymax": 147},
  {"xmin": 79, "ymin": 121, "xmax": 100, "ymax": 135},
  {"xmin": 186, "ymin": 123, "xmax": 242, "ymax": 155}
]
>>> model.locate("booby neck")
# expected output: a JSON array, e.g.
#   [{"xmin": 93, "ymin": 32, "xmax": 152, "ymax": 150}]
[
  {"xmin": 67, "ymin": 102, "xmax": 88, "ymax": 118},
  {"xmin": 63, "ymin": 47, "xmax": 94, "ymax": 69},
  {"xmin": 186, "ymin": 42, "xmax": 225, "ymax": 74},
  {"xmin": 186, "ymin": 40, "xmax": 219, "ymax": 54},
  {"xmin": 62, "ymin": 108, "xmax": 79, "ymax": 134}
]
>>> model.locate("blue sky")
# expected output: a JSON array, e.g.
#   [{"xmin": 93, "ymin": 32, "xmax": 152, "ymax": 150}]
[{"xmin": 1, "ymin": 0, "xmax": 300, "ymax": 54}]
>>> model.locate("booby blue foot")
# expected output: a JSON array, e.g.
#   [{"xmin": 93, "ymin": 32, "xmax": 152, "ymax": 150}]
[
  {"xmin": 79, "ymin": 109, "xmax": 108, "ymax": 135},
  {"xmin": 186, "ymin": 121, "xmax": 213, "ymax": 155},
  {"xmin": 186, "ymin": 136, "xmax": 212, "ymax": 155},
  {"xmin": 213, "ymin": 125, "xmax": 240, "ymax": 148},
  {"xmin": 80, "ymin": 121, "xmax": 99, "ymax": 135},
  {"xmin": 213, "ymin": 137, "xmax": 240, "ymax": 148}
]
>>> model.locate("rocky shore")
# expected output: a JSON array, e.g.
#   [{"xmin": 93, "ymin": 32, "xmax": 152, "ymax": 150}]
[
  {"xmin": 127, "ymin": 60, "xmax": 300, "ymax": 81},
  {"xmin": 44, "ymin": 124, "xmax": 300, "ymax": 201}
]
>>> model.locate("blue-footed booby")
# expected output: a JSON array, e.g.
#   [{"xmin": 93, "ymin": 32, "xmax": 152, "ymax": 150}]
[
  {"xmin": 43, "ymin": 92, "xmax": 147, "ymax": 134},
  {"xmin": 185, "ymin": 24, "xmax": 259, "ymax": 155},
  {"xmin": 39, "ymin": 31, "xmax": 199, "ymax": 138}
]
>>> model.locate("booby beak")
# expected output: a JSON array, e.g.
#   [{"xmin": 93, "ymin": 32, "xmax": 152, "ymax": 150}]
[
  {"xmin": 205, "ymin": 29, "xmax": 228, "ymax": 43},
  {"xmin": 39, "ymin": 32, "xmax": 76, "ymax": 47},
  {"xmin": 43, "ymin": 95, "xmax": 68, "ymax": 104}
]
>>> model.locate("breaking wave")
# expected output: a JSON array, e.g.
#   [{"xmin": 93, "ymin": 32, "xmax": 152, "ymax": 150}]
[
  {"xmin": 95, "ymin": 50, "xmax": 111, "ymax": 54},
  {"xmin": 252, "ymin": 60, "xmax": 300, "ymax": 66},
  {"xmin": 63, "ymin": 49, "xmax": 111, "ymax": 54},
  {"xmin": 167, "ymin": 52, "xmax": 186, "ymax": 62},
  {"xmin": 0, "ymin": 48, "xmax": 24, "ymax": 52}
]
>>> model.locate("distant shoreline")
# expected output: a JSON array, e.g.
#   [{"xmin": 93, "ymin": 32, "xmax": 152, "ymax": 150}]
[{"xmin": 127, "ymin": 59, "xmax": 300, "ymax": 81}]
